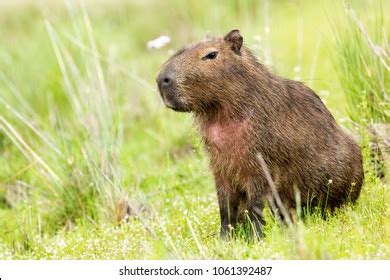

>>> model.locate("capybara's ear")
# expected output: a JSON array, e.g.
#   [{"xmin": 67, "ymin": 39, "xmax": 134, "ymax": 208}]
[{"xmin": 224, "ymin": 29, "xmax": 243, "ymax": 53}]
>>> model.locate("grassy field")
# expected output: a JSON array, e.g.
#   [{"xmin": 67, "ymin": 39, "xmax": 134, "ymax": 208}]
[{"xmin": 0, "ymin": 0, "xmax": 389, "ymax": 259}]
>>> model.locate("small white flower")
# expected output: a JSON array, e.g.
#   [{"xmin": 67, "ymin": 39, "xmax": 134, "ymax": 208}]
[{"xmin": 147, "ymin": 35, "xmax": 171, "ymax": 50}]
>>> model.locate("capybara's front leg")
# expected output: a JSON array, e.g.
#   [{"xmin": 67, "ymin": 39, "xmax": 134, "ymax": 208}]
[{"xmin": 215, "ymin": 177, "xmax": 239, "ymax": 238}]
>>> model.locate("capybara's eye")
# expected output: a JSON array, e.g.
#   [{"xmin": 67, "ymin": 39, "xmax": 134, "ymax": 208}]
[{"xmin": 203, "ymin": 51, "xmax": 218, "ymax": 60}]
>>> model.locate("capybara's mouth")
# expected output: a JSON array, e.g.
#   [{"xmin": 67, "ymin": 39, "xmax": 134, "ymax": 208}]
[
  {"xmin": 168, "ymin": 104, "xmax": 191, "ymax": 112},
  {"xmin": 164, "ymin": 98, "xmax": 191, "ymax": 112},
  {"xmin": 158, "ymin": 88, "xmax": 191, "ymax": 112}
]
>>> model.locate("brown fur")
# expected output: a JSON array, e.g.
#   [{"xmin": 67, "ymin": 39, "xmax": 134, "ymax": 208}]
[{"xmin": 156, "ymin": 30, "xmax": 364, "ymax": 237}]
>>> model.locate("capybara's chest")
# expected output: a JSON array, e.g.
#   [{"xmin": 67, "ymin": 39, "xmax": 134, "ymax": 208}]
[{"xmin": 200, "ymin": 118, "xmax": 254, "ymax": 181}]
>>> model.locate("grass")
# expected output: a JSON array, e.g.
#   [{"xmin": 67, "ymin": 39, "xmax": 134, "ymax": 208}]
[
  {"xmin": 332, "ymin": 2, "xmax": 389, "ymax": 125},
  {"xmin": 0, "ymin": 0, "xmax": 389, "ymax": 259}
]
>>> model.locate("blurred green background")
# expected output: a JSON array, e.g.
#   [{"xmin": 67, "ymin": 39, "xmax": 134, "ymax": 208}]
[{"xmin": 0, "ymin": 0, "xmax": 389, "ymax": 259}]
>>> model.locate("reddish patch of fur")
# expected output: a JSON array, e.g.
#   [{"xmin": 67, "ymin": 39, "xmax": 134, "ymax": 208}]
[
  {"xmin": 202, "ymin": 118, "xmax": 250, "ymax": 150},
  {"xmin": 199, "ymin": 115, "xmax": 252, "ymax": 189}
]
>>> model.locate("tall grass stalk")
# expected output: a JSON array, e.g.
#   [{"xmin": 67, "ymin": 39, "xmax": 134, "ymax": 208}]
[
  {"xmin": 1, "ymin": 2, "xmax": 126, "ymax": 231},
  {"xmin": 44, "ymin": 1, "xmax": 127, "ymax": 224},
  {"xmin": 333, "ymin": 3, "xmax": 389, "ymax": 125}
]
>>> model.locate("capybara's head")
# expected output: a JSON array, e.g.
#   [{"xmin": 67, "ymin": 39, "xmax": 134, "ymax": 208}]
[{"xmin": 157, "ymin": 29, "xmax": 248, "ymax": 113}]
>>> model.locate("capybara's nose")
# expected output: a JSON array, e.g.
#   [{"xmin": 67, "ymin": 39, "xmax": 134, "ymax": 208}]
[
  {"xmin": 158, "ymin": 74, "xmax": 174, "ymax": 89},
  {"xmin": 161, "ymin": 76, "xmax": 172, "ymax": 87}
]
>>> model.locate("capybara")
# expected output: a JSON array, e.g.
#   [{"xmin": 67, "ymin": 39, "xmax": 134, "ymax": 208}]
[{"xmin": 156, "ymin": 29, "xmax": 363, "ymax": 237}]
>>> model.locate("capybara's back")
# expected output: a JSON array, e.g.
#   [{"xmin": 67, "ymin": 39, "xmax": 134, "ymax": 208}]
[
  {"xmin": 156, "ymin": 29, "xmax": 364, "ymax": 237},
  {"xmin": 257, "ymin": 78, "xmax": 364, "ymax": 211}
]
